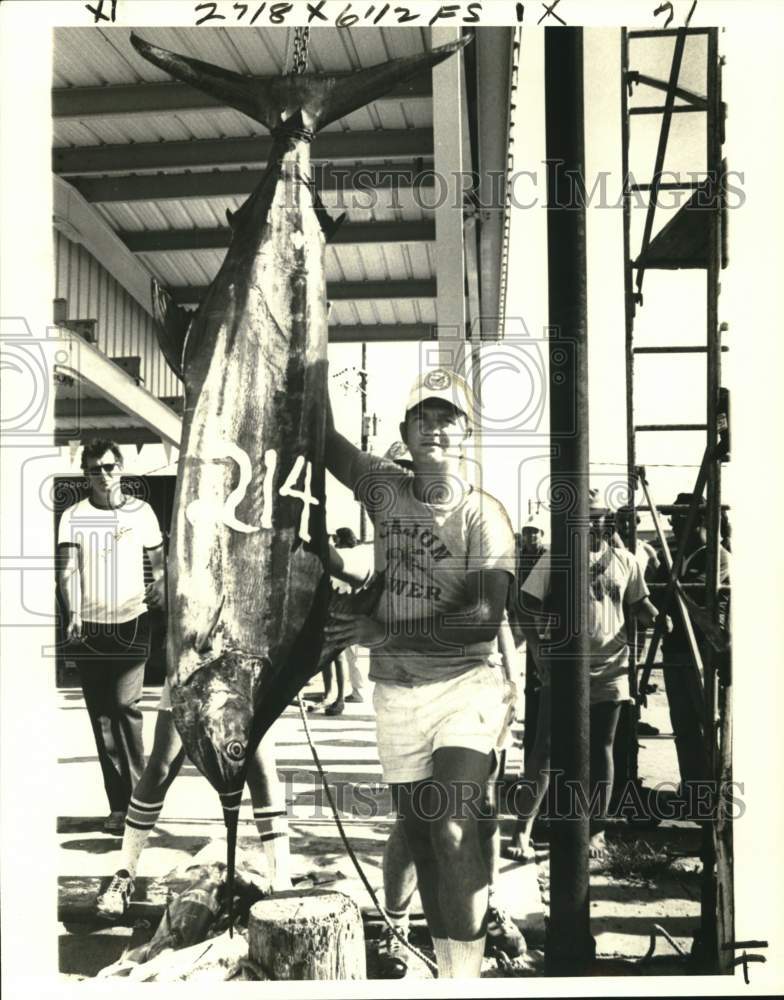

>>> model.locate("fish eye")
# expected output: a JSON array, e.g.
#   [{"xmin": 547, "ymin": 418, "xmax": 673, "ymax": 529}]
[{"xmin": 224, "ymin": 740, "xmax": 246, "ymax": 761}]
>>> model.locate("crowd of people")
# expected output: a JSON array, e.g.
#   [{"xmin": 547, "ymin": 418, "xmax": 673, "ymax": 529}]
[{"xmin": 57, "ymin": 368, "xmax": 730, "ymax": 979}]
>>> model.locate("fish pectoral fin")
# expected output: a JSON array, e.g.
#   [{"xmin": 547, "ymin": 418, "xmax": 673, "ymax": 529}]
[
  {"xmin": 313, "ymin": 191, "xmax": 346, "ymax": 243},
  {"xmin": 194, "ymin": 595, "xmax": 226, "ymax": 654},
  {"xmin": 151, "ymin": 277, "xmax": 189, "ymax": 380}
]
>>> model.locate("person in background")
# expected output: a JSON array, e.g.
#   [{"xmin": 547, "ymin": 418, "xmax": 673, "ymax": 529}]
[
  {"xmin": 720, "ymin": 508, "xmax": 732, "ymax": 553},
  {"xmin": 506, "ymin": 506, "xmax": 658, "ymax": 861},
  {"xmin": 508, "ymin": 514, "xmax": 549, "ymax": 769},
  {"xmin": 654, "ymin": 493, "xmax": 731, "ymax": 793},
  {"xmin": 333, "ymin": 526, "xmax": 368, "ymax": 706},
  {"xmin": 615, "ymin": 505, "xmax": 662, "ymax": 736},
  {"xmin": 615, "ymin": 506, "xmax": 660, "ymax": 581},
  {"xmin": 58, "ymin": 440, "xmax": 164, "ymax": 835}
]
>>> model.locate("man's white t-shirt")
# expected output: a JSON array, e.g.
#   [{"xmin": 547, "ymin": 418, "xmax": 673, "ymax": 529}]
[
  {"xmin": 58, "ymin": 496, "xmax": 163, "ymax": 624},
  {"xmin": 352, "ymin": 453, "xmax": 516, "ymax": 685},
  {"xmin": 521, "ymin": 542, "xmax": 648, "ymax": 703}
]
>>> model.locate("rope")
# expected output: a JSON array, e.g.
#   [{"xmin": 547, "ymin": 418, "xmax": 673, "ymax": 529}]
[{"xmin": 295, "ymin": 694, "xmax": 439, "ymax": 976}]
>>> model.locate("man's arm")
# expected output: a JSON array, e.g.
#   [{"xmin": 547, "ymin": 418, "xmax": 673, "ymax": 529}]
[
  {"xmin": 628, "ymin": 596, "xmax": 658, "ymax": 628},
  {"xmin": 58, "ymin": 545, "xmax": 82, "ymax": 639},
  {"xmin": 325, "ymin": 391, "xmax": 363, "ymax": 490},
  {"xmin": 325, "ymin": 568, "xmax": 513, "ymax": 652},
  {"xmin": 328, "ymin": 543, "xmax": 374, "ymax": 590}
]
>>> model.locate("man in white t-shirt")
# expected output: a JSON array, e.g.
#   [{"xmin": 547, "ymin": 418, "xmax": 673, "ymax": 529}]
[
  {"xmin": 507, "ymin": 506, "xmax": 659, "ymax": 860},
  {"xmin": 57, "ymin": 440, "xmax": 165, "ymax": 834}
]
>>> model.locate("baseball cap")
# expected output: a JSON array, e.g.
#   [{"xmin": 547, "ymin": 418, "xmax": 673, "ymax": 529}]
[
  {"xmin": 522, "ymin": 513, "xmax": 547, "ymax": 536},
  {"xmin": 404, "ymin": 369, "xmax": 475, "ymax": 422}
]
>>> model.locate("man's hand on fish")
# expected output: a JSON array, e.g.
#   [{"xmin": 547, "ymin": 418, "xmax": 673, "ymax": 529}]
[
  {"xmin": 324, "ymin": 611, "xmax": 386, "ymax": 648},
  {"xmin": 144, "ymin": 578, "xmax": 166, "ymax": 611}
]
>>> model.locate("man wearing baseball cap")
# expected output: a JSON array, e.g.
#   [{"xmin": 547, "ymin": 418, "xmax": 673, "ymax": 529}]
[{"xmin": 324, "ymin": 367, "xmax": 516, "ymax": 978}]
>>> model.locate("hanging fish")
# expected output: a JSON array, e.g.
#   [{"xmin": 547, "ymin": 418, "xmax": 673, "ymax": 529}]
[{"xmin": 131, "ymin": 30, "xmax": 469, "ymax": 926}]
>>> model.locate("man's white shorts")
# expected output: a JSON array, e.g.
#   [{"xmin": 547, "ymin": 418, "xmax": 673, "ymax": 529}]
[{"xmin": 372, "ymin": 664, "xmax": 513, "ymax": 784}]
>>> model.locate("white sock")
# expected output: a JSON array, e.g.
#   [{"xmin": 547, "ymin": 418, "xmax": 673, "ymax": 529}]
[
  {"xmin": 253, "ymin": 806, "xmax": 291, "ymax": 890},
  {"xmin": 120, "ymin": 796, "xmax": 164, "ymax": 877},
  {"xmin": 432, "ymin": 937, "xmax": 451, "ymax": 977},
  {"xmin": 446, "ymin": 936, "xmax": 485, "ymax": 978}
]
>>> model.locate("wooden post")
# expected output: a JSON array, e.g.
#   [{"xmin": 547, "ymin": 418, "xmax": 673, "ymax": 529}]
[{"xmin": 248, "ymin": 890, "xmax": 366, "ymax": 980}]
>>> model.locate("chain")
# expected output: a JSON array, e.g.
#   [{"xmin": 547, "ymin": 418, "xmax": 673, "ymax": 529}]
[{"xmin": 289, "ymin": 27, "xmax": 310, "ymax": 75}]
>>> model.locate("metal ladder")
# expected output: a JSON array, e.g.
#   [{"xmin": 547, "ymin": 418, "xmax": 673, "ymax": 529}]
[{"xmin": 620, "ymin": 24, "xmax": 732, "ymax": 972}]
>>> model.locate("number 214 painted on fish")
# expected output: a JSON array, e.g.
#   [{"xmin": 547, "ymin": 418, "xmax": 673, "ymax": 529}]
[{"xmin": 185, "ymin": 444, "xmax": 319, "ymax": 543}]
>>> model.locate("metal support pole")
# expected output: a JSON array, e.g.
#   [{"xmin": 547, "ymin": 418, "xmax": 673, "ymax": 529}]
[
  {"xmin": 620, "ymin": 26, "xmax": 640, "ymax": 794},
  {"xmin": 359, "ymin": 341, "xmax": 368, "ymax": 542},
  {"xmin": 544, "ymin": 26, "xmax": 595, "ymax": 975}
]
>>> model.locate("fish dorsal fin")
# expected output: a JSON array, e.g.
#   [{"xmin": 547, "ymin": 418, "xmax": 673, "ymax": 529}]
[
  {"xmin": 151, "ymin": 278, "xmax": 190, "ymax": 381},
  {"xmin": 130, "ymin": 32, "xmax": 470, "ymax": 135}
]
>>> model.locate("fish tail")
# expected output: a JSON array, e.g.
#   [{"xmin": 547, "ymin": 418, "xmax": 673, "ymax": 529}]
[
  {"xmin": 316, "ymin": 36, "xmax": 472, "ymax": 130},
  {"xmin": 130, "ymin": 32, "xmax": 470, "ymax": 135}
]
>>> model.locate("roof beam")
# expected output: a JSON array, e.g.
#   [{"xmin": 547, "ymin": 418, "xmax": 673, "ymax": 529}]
[
  {"xmin": 52, "ymin": 175, "xmax": 157, "ymax": 318},
  {"xmin": 54, "ymin": 129, "xmax": 434, "ymax": 176},
  {"xmin": 70, "ymin": 161, "xmax": 435, "ymax": 203},
  {"xmin": 476, "ymin": 28, "xmax": 515, "ymax": 338},
  {"xmin": 52, "ymin": 75, "xmax": 432, "ymax": 119},
  {"xmin": 330, "ymin": 324, "xmax": 433, "ymax": 343},
  {"xmin": 121, "ymin": 220, "xmax": 435, "ymax": 253},
  {"xmin": 171, "ymin": 279, "xmax": 436, "ymax": 307},
  {"xmin": 55, "ymin": 329, "xmax": 182, "ymax": 446}
]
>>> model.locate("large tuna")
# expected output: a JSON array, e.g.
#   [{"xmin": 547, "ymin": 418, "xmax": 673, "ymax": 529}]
[{"xmin": 130, "ymin": 31, "xmax": 469, "ymax": 920}]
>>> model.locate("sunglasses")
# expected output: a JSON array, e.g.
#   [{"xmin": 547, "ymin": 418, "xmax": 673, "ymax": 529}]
[{"xmin": 87, "ymin": 463, "xmax": 118, "ymax": 475}]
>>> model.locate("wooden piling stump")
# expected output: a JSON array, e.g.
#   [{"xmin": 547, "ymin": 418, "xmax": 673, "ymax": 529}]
[{"xmin": 248, "ymin": 889, "xmax": 366, "ymax": 980}]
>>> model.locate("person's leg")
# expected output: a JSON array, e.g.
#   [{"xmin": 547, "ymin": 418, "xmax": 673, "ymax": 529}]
[
  {"xmin": 478, "ymin": 761, "xmax": 526, "ymax": 959},
  {"xmin": 96, "ymin": 707, "xmax": 184, "ymax": 918},
  {"xmin": 394, "ymin": 781, "xmax": 444, "ymax": 938},
  {"xmin": 522, "ymin": 650, "xmax": 540, "ymax": 768},
  {"xmin": 325, "ymin": 655, "xmax": 346, "ymax": 715},
  {"xmin": 506, "ymin": 685, "xmax": 551, "ymax": 861},
  {"xmin": 85, "ymin": 617, "xmax": 148, "ymax": 816},
  {"xmin": 120, "ymin": 709, "xmax": 185, "ymax": 876},
  {"xmin": 429, "ymin": 745, "xmax": 495, "ymax": 977},
  {"xmin": 111, "ymin": 654, "xmax": 147, "ymax": 796},
  {"xmin": 321, "ymin": 664, "xmax": 333, "ymax": 702},
  {"xmin": 345, "ymin": 646, "xmax": 365, "ymax": 701},
  {"xmin": 376, "ymin": 818, "xmax": 419, "ymax": 978},
  {"xmin": 247, "ymin": 729, "xmax": 291, "ymax": 891},
  {"xmin": 77, "ymin": 657, "xmax": 128, "ymax": 814},
  {"xmin": 588, "ymin": 700, "xmax": 622, "ymax": 857},
  {"xmin": 383, "ymin": 818, "xmax": 418, "ymax": 920}
]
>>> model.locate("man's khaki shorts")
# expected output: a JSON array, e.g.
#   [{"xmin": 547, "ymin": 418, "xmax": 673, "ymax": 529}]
[{"xmin": 373, "ymin": 664, "xmax": 513, "ymax": 785}]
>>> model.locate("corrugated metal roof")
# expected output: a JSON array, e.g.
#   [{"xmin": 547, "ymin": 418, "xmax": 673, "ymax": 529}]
[
  {"xmin": 52, "ymin": 26, "xmax": 431, "ymax": 88},
  {"xmin": 95, "ymin": 188, "xmax": 432, "ymax": 231}
]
